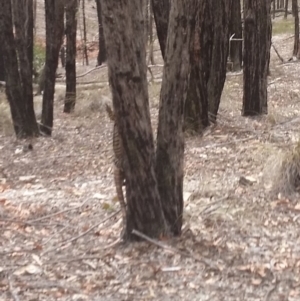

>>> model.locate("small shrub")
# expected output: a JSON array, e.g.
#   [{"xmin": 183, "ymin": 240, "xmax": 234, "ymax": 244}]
[{"xmin": 271, "ymin": 141, "xmax": 300, "ymax": 195}]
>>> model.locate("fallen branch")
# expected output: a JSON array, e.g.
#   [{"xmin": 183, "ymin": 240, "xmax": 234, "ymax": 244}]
[
  {"xmin": 42, "ymin": 210, "xmax": 120, "ymax": 256},
  {"xmin": 27, "ymin": 199, "xmax": 90, "ymax": 223},
  {"xmin": 76, "ymin": 64, "xmax": 107, "ymax": 78},
  {"xmin": 132, "ymin": 229, "xmax": 220, "ymax": 270},
  {"xmin": 271, "ymin": 42, "xmax": 285, "ymax": 63}
]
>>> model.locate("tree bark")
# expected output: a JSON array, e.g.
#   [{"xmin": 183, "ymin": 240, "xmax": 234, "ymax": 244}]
[
  {"xmin": 243, "ymin": 0, "xmax": 272, "ymax": 116},
  {"xmin": 0, "ymin": 42, "xmax": 5, "ymax": 81},
  {"xmin": 101, "ymin": 0, "xmax": 167, "ymax": 240},
  {"xmin": 207, "ymin": 0, "xmax": 232, "ymax": 121},
  {"xmin": 41, "ymin": 0, "xmax": 65, "ymax": 135},
  {"xmin": 95, "ymin": 0, "xmax": 106, "ymax": 66},
  {"xmin": 184, "ymin": 1, "xmax": 211, "ymax": 134},
  {"xmin": 284, "ymin": 0, "xmax": 289, "ymax": 18},
  {"xmin": 81, "ymin": 0, "xmax": 89, "ymax": 65},
  {"xmin": 64, "ymin": 0, "xmax": 78, "ymax": 113},
  {"xmin": 151, "ymin": 0, "xmax": 170, "ymax": 59},
  {"xmin": 11, "ymin": 0, "xmax": 38, "ymax": 134},
  {"xmin": 229, "ymin": 0, "xmax": 242, "ymax": 71},
  {"xmin": 292, "ymin": 0, "xmax": 300, "ymax": 58},
  {"xmin": 155, "ymin": 0, "xmax": 196, "ymax": 236},
  {"xmin": 0, "ymin": 0, "xmax": 39, "ymax": 137}
]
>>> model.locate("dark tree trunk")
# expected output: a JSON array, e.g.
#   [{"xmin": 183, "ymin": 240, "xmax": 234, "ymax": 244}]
[
  {"xmin": 292, "ymin": 0, "xmax": 300, "ymax": 58},
  {"xmin": 81, "ymin": 0, "xmax": 89, "ymax": 65},
  {"xmin": 148, "ymin": 0, "xmax": 155, "ymax": 65},
  {"xmin": 64, "ymin": 0, "xmax": 78, "ymax": 113},
  {"xmin": 27, "ymin": 0, "xmax": 34, "ymax": 75},
  {"xmin": 12, "ymin": 0, "xmax": 38, "ymax": 134},
  {"xmin": 151, "ymin": 0, "xmax": 170, "ymax": 59},
  {"xmin": 243, "ymin": 0, "xmax": 272, "ymax": 116},
  {"xmin": 155, "ymin": 0, "xmax": 196, "ymax": 236},
  {"xmin": 101, "ymin": 0, "xmax": 167, "ymax": 240},
  {"xmin": 95, "ymin": 0, "xmax": 106, "ymax": 66},
  {"xmin": 229, "ymin": 0, "xmax": 242, "ymax": 71},
  {"xmin": 207, "ymin": 0, "xmax": 232, "ymax": 121},
  {"xmin": 60, "ymin": 45, "xmax": 66, "ymax": 68},
  {"xmin": 142, "ymin": 0, "xmax": 149, "ymax": 47},
  {"xmin": 284, "ymin": 0, "xmax": 289, "ymax": 18},
  {"xmin": 0, "ymin": 0, "xmax": 39, "ymax": 137},
  {"xmin": 41, "ymin": 0, "xmax": 64, "ymax": 135},
  {"xmin": 184, "ymin": 1, "xmax": 211, "ymax": 133},
  {"xmin": 0, "ymin": 43, "xmax": 5, "ymax": 81}
]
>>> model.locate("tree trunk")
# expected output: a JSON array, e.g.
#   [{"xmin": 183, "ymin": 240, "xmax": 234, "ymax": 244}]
[
  {"xmin": 0, "ymin": 43, "xmax": 5, "ymax": 81},
  {"xmin": 229, "ymin": 0, "xmax": 242, "ymax": 71},
  {"xmin": 151, "ymin": 0, "xmax": 170, "ymax": 59},
  {"xmin": 41, "ymin": 0, "xmax": 64, "ymax": 135},
  {"xmin": 292, "ymin": 0, "xmax": 300, "ymax": 58},
  {"xmin": 207, "ymin": 0, "xmax": 232, "ymax": 121},
  {"xmin": 0, "ymin": 0, "xmax": 39, "ymax": 137},
  {"xmin": 27, "ymin": 0, "xmax": 34, "ymax": 75},
  {"xmin": 155, "ymin": 0, "xmax": 196, "ymax": 236},
  {"xmin": 64, "ymin": 0, "xmax": 78, "ymax": 113},
  {"xmin": 11, "ymin": 0, "xmax": 38, "ymax": 134},
  {"xmin": 95, "ymin": 0, "xmax": 106, "ymax": 66},
  {"xmin": 243, "ymin": 0, "xmax": 272, "ymax": 116},
  {"xmin": 184, "ymin": 1, "xmax": 211, "ymax": 134},
  {"xmin": 101, "ymin": 0, "xmax": 167, "ymax": 240},
  {"xmin": 284, "ymin": 0, "xmax": 289, "ymax": 19},
  {"xmin": 81, "ymin": 0, "xmax": 89, "ymax": 65},
  {"xmin": 148, "ymin": 0, "xmax": 155, "ymax": 65}
]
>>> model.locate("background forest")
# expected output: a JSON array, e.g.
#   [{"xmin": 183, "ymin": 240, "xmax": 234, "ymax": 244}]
[{"xmin": 1, "ymin": 0, "xmax": 300, "ymax": 300}]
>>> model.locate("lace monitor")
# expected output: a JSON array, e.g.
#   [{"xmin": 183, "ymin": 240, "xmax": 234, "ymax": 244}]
[{"xmin": 105, "ymin": 104, "xmax": 127, "ymax": 233}]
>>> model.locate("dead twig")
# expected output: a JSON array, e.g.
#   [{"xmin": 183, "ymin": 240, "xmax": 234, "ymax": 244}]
[
  {"xmin": 132, "ymin": 229, "xmax": 220, "ymax": 270},
  {"xmin": 76, "ymin": 64, "xmax": 106, "ymax": 78},
  {"xmin": 200, "ymin": 194, "xmax": 230, "ymax": 216},
  {"xmin": 271, "ymin": 42, "xmax": 285, "ymax": 63},
  {"xmin": 264, "ymin": 278, "xmax": 279, "ymax": 301},
  {"xmin": 42, "ymin": 210, "xmax": 120, "ymax": 256},
  {"xmin": 7, "ymin": 276, "xmax": 20, "ymax": 301},
  {"xmin": 27, "ymin": 199, "xmax": 90, "ymax": 223}
]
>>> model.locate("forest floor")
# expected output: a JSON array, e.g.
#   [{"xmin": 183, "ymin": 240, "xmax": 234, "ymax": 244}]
[{"xmin": 1, "ymin": 3, "xmax": 300, "ymax": 301}]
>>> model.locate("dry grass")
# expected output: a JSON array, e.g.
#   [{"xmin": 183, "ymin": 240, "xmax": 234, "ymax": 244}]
[
  {"xmin": 272, "ymin": 18, "xmax": 294, "ymax": 35},
  {"xmin": 0, "ymin": 93, "xmax": 13, "ymax": 135},
  {"xmin": 269, "ymin": 141, "xmax": 300, "ymax": 195}
]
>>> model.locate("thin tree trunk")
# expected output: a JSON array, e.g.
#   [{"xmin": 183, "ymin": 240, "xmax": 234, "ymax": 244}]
[
  {"xmin": 243, "ymin": 0, "xmax": 272, "ymax": 116},
  {"xmin": 41, "ymin": 0, "xmax": 64, "ymax": 135},
  {"xmin": 229, "ymin": 0, "xmax": 242, "ymax": 71},
  {"xmin": 95, "ymin": 0, "xmax": 106, "ymax": 66},
  {"xmin": 81, "ymin": 0, "xmax": 89, "ymax": 65},
  {"xmin": 284, "ymin": 0, "xmax": 289, "ymax": 18},
  {"xmin": 184, "ymin": 1, "xmax": 211, "ymax": 133},
  {"xmin": 64, "ymin": 0, "xmax": 78, "ymax": 113},
  {"xmin": 0, "ymin": 42, "xmax": 5, "ymax": 81},
  {"xmin": 151, "ymin": 0, "xmax": 170, "ymax": 59},
  {"xmin": 207, "ymin": 0, "xmax": 232, "ymax": 121},
  {"xmin": 292, "ymin": 0, "xmax": 300, "ymax": 58},
  {"xmin": 101, "ymin": 0, "xmax": 167, "ymax": 240},
  {"xmin": 155, "ymin": 0, "xmax": 196, "ymax": 236},
  {"xmin": 148, "ymin": 0, "xmax": 155, "ymax": 65}
]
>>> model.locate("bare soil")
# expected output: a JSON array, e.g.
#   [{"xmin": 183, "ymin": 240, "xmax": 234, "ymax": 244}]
[{"xmin": 1, "ymin": 3, "xmax": 300, "ymax": 301}]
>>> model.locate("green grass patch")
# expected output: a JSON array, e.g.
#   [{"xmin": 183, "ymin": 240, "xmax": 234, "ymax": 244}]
[
  {"xmin": 33, "ymin": 43, "xmax": 46, "ymax": 72},
  {"xmin": 272, "ymin": 19, "xmax": 294, "ymax": 35}
]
